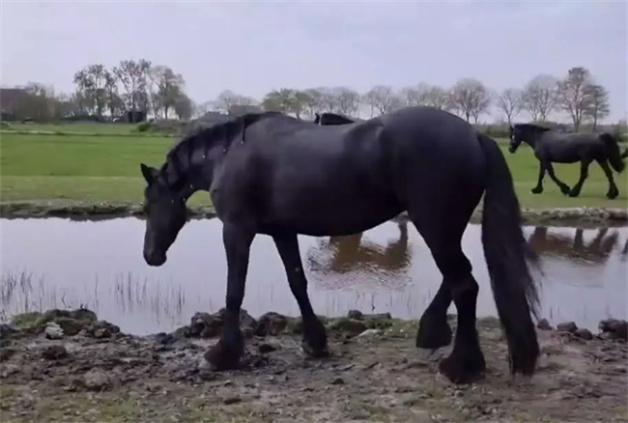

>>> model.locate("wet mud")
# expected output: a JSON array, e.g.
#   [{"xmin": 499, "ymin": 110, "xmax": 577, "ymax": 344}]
[{"xmin": 1, "ymin": 308, "xmax": 626, "ymax": 422}]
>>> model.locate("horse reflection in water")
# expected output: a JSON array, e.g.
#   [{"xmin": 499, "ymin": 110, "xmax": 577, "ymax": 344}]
[
  {"xmin": 306, "ymin": 222, "xmax": 411, "ymax": 290},
  {"xmin": 528, "ymin": 226, "xmax": 622, "ymax": 266}
]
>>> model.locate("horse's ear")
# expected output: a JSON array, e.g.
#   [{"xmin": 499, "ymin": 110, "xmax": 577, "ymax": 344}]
[{"xmin": 140, "ymin": 163, "xmax": 158, "ymax": 184}]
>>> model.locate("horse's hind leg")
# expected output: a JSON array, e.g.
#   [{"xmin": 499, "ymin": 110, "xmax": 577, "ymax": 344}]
[
  {"xmin": 410, "ymin": 196, "xmax": 485, "ymax": 382},
  {"xmin": 569, "ymin": 159, "xmax": 592, "ymax": 197},
  {"xmin": 272, "ymin": 233, "xmax": 328, "ymax": 357},
  {"xmin": 597, "ymin": 159, "xmax": 619, "ymax": 199}
]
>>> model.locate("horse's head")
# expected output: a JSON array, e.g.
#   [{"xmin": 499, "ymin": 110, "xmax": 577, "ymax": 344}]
[
  {"xmin": 140, "ymin": 163, "xmax": 188, "ymax": 266},
  {"xmin": 508, "ymin": 124, "xmax": 523, "ymax": 153},
  {"xmin": 313, "ymin": 113, "xmax": 321, "ymax": 125}
]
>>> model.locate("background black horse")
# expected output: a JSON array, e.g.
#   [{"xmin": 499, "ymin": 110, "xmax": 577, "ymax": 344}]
[
  {"xmin": 313, "ymin": 112, "xmax": 361, "ymax": 126},
  {"xmin": 140, "ymin": 106, "xmax": 541, "ymax": 385},
  {"xmin": 509, "ymin": 123, "xmax": 625, "ymax": 199}
]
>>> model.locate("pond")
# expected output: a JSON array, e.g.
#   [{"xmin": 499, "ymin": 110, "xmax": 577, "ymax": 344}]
[{"xmin": 1, "ymin": 217, "xmax": 626, "ymax": 335}]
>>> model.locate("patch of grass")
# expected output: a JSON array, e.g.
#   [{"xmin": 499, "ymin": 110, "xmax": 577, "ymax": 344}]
[
  {"xmin": 1, "ymin": 132, "xmax": 626, "ymax": 209},
  {"xmin": 4, "ymin": 122, "xmax": 138, "ymax": 134}
]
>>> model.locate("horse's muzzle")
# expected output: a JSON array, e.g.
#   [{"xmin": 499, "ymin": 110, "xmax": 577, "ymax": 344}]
[{"xmin": 144, "ymin": 250, "xmax": 167, "ymax": 267}]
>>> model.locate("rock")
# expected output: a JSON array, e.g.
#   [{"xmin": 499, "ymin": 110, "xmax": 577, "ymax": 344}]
[
  {"xmin": 82, "ymin": 369, "xmax": 112, "ymax": 391},
  {"xmin": 41, "ymin": 345, "xmax": 68, "ymax": 360},
  {"xmin": 347, "ymin": 310, "xmax": 364, "ymax": 320},
  {"xmin": 556, "ymin": 321, "xmax": 578, "ymax": 334},
  {"xmin": 363, "ymin": 313, "xmax": 394, "ymax": 329},
  {"xmin": 331, "ymin": 377, "xmax": 345, "ymax": 385},
  {"xmin": 0, "ymin": 347, "xmax": 16, "ymax": 362},
  {"xmin": 223, "ymin": 396, "xmax": 242, "ymax": 405},
  {"xmin": 258, "ymin": 343, "xmax": 278, "ymax": 354},
  {"xmin": 54, "ymin": 317, "xmax": 84, "ymax": 336},
  {"xmin": 256, "ymin": 312, "xmax": 290, "ymax": 336},
  {"xmin": 574, "ymin": 328, "xmax": 593, "ymax": 340},
  {"xmin": 186, "ymin": 309, "xmax": 257, "ymax": 339},
  {"xmin": 357, "ymin": 329, "xmax": 382, "ymax": 338},
  {"xmin": 0, "ymin": 324, "xmax": 22, "ymax": 341},
  {"xmin": 85, "ymin": 320, "xmax": 120, "ymax": 339},
  {"xmin": 10, "ymin": 312, "xmax": 45, "ymax": 333},
  {"xmin": 599, "ymin": 319, "xmax": 628, "ymax": 341},
  {"xmin": 329, "ymin": 318, "xmax": 368, "ymax": 338},
  {"xmin": 537, "ymin": 318, "xmax": 553, "ymax": 331},
  {"xmin": 44, "ymin": 322, "xmax": 64, "ymax": 340}
]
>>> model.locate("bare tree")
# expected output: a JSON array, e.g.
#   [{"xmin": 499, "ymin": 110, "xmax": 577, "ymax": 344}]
[
  {"xmin": 331, "ymin": 86, "xmax": 361, "ymax": 116},
  {"xmin": 212, "ymin": 90, "xmax": 256, "ymax": 113},
  {"xmin": 113, "ymin": 59, "xmax": 152, "ymax": 112},
  {"xmin": 423, "ymin": 85, "xmax": 449, "ymax": 110},
  {"xmin": 362, "ymin": 85, "xmax": 399, "ymax": 116},
  {"xmin": 495, "ymin": 88, "xmax": 523, "ymax": 124},
  {"xmin": 582, "ymin": 84, "xmax": 610, "ymax": 131},
  {"xmin": 556, "ymin": 66, "xmax": 594, "ymax": 131},
  {"xmin": 150, "ymin": 65, "xmax": 185, "ymax": 119},
  {"xmin": 521, "ymin": 74, "xmax": 558, "ymax": 122},
  {"xmin": 301, "ymin": 88, "xmax": 325, "ymax": 117},
  {"xmin": 448, "ymin": 78, "xmax": 491, "ymax": 123},
  {"xmin": 73, "ymin": 64, "xmax": 111, "ymax": 117}
]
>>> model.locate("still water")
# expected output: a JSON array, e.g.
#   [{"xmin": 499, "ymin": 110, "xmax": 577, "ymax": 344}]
[{"xmin": 1, "ymin": 218, "xmax": 626, "ymax": 335}]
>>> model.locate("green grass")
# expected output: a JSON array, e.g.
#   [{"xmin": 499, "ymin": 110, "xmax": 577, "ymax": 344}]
[
  {"xmin": 1, "ymin": 132, "xmax": 627, "ymax": 209},
  {"xmin": 3, "ymin": 122, "xmax": 138, "ymax": 134}
]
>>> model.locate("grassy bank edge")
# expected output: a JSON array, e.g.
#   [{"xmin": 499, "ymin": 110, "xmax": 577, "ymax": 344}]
[{"xmin": 1, "ymin": 199, "xmax": 626, "ymax": 227}]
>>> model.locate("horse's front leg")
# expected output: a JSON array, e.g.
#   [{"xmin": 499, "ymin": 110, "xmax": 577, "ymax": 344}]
[
  {"xmin": 204, "ymin": 222, "xmax": 255, "ymax": 370},
  {"xmin": 544, "ymin": 162, "xmax": 570, "ymax": 195},
  {"xmin": 272, "ymin": 233, "xmax": 329, "ymax": 357},
  {"xmin": 531, "ymin": 162, "xmax": 546, "ymax": 194}
]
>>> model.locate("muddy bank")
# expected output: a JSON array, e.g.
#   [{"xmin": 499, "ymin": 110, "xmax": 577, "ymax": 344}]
[
  {"xmin": 1, "ymin": 200, "xmax": 627, "ymax": 226},
  {"xmin": 1, "ymin": 308, "xmax": 626, "ymax": 422}
]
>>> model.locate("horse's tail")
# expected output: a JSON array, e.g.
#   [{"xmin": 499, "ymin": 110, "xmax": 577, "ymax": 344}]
[
  {"xmin": 600, "ymin": 133, "xmax": 625, "ymax": 173},
  {"xmin": 476, "ymin": 132, "xmax": 541, "ymax": 377}
]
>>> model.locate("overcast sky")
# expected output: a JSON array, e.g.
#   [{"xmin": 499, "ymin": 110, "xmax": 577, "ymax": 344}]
[{"xmin": 2, "ymin": 1, "xmax": 626, "ymax": 122}]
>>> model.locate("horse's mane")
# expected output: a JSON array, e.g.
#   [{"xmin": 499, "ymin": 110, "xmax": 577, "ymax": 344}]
[{"xmin": 159, "ymin": 111, "xmax": 282, "ymax": 185}]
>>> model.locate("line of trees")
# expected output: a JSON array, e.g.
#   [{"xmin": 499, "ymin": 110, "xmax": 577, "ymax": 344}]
[{"xmin": 3, "ymin": 61, "xmax": 617, "ymax": 132}]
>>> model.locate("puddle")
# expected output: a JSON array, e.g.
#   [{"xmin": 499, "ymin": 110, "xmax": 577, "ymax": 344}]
[{"xmin": 1, "ymin": 217, "xmax": 626, "ymax": 334}]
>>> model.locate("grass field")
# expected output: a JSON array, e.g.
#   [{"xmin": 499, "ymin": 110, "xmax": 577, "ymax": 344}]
[
  {"xmin": 2, "ymin": 122, "xmax": 138, "ymax": 135},
  {"xmin": 1, "ymin": 131, "xmax": 627, "ymax": 209}
]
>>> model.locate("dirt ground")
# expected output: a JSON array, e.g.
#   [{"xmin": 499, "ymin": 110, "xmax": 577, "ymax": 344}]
[{"xmin": 0, "ymin": 309, "xmax": 626, "ymax": 423}]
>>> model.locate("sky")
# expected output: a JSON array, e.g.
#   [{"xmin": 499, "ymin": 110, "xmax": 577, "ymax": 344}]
[{"xmin": 1, "ymin": 0, "xmax": 626, "ymax": 122}]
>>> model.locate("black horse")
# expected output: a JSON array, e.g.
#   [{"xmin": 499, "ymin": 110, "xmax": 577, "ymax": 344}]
[
  {"xmin": 140, "ymin": 106, "xmax": 540, "ymax": 385},
  {"xmin": 313, "ymin": 112, "xmax": 359, "ymax": 126},
  {"xmin": 509, "ymin": 123, "xmax": 626, "ymax": 199}
]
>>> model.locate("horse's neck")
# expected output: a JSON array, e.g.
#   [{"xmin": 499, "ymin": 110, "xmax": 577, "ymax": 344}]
[{"xmin": 164, "ymin": 149, "xmax": 214, "ymax": 200}]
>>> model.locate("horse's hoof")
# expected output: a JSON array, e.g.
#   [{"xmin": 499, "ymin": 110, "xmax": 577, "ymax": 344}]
[
  {"xmin": 438, "ymin": 353, "xmax": 486, "ymax": 385},
  {"xmin": 607, "ymin": 191, "xmax": 619, "ymax": 200},
  {"xmin": 531, "ymin": 188, "xmax": 543, "ymax": 194},
  {"xmin": 301, "ymin": 318, "xmax": 329, "ymax": 358},
  {"xmin": 568, "ymin": 189, "xmax": 581, "ymax": 198},
  {"xmin": 560, "ymin": 186, "xmax": 571, "ymax": 196},
  {"xmin": 416, "ymin": 315, "xmax": 452, "ymax": 349},
  {"xmin": 204, "ymin": 338, "xmax": 244, "ymax": 371}
]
